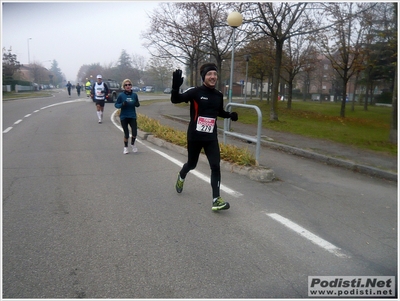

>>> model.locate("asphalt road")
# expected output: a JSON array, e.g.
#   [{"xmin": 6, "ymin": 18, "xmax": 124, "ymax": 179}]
[{"xmin": 2, "ymin": 90, "xmax": 397, "ymax": 298}]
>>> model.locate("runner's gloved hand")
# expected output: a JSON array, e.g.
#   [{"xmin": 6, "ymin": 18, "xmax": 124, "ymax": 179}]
[
  {"xmin": 172, "ymin": 69, "xmax": 184, "ymax": 91},
  {"xmin": 230, "ymin": 112, "xmax": 238, "ymax": 121}
]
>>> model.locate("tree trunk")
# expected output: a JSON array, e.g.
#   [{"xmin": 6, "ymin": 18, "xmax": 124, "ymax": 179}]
[
  {"xmin": 389, "ymin": 67, "xmax": 397, "ymax": 144},
  {"xmin": 340, "ymin": 87, "xmax": 346, "ymax": 118},
  {"xmin": 351, "ymin": 73, "xmax": 360, "ymax": 112},
  {"xmin": 287, "ymin": 80, "xmax": 293, "ymax": 109},
  {"xmin": 364, "ymin": 82, "xmax": 369, "ymax": 111},
  {"xmin": 270, "ymin": 40, "xmax": 283, "ymax": 121}
]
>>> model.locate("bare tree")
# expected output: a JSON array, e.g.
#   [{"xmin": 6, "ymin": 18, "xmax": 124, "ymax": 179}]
[
  {"xmin": 316, "ymin": 3, "xmax": 377, "ymax": 117},
  {"xmin": 246, "ymin": 2, "xmax": 319, "ymax": 121},
  {"xmin": 281, "ymin": 36, "xmax": 318, "ymax": 109},
  {"xmin": 30, "ymin": 61, "xmax": 51, "ymax": 84},
  {"xmin": 131, "ymin": 54, "xmax": 147, "ymax": 86},
  {"xmin": 143, "ymin": 2, "xmax": 253, "ymax": 91},
  {"xmin": 196, "ymin": 2, "xmax": 252, "ymax": 91},
  {"xmin": 238, "ymin": 37, "xmax": 275, "ymax": 102},
  {"xmin": 142, "ymin": 3, "xmax": 207, "ymax": 87},
  {"xmin": 146, "ymin": 56, "xmax": 174, "ymax": 91}
]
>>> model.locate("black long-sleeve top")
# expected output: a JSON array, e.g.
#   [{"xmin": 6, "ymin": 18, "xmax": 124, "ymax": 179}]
[{"xmin": 171, "ymin": 85, "xmax": 231, "ymax": 141}]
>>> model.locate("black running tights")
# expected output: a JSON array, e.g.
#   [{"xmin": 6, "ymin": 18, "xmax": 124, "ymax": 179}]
[
  {"xmin": 121, "ymin": 118, "xmax": 137, "ymax": 139},
  {"xmin": 179, "ymin": 139, "xmax": 221, "ymax": 198}
]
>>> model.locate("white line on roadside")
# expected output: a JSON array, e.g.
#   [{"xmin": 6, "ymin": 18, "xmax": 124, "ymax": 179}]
[
  {"xmin": 40, "ymin": 99, "xmax": 85, "ymax": 110},
  {"xmin": 4, "ymin": 99, "xmax": 87, "ymax": 134},
  {"xmin": 267, "ymin": 213, "xmax": 349, "ymax": 258},
  {"xmin": 111, "ymin": 110, "xmax": 243, "ymax": 198},
  {"xmin": 3, "ymin": 127, "xmax": 12, "ymax": 133}
]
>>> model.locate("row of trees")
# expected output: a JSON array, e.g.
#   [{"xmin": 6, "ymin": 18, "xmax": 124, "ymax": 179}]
[
  {"xmin": 3, "ymin": 47, "xmax": 174, "ymax": 92},
  {"xmin": 141, "ymin": 2, "xmax": 396, "ymax": 141},
  {"xmin": 3, "ymin": 48, "xmax": 66, "ymax": 88},
  {"xmin": 3, "ymin": 3, "xmax": 396, "ymax": 141},
  {"xmin": 75, "ymin": 50, "xmax": 174, "ymax": 90}
]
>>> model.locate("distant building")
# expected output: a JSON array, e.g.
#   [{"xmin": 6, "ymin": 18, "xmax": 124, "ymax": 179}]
[{"xmin": 16, "ymin": 64, "xmax": 54, "ymax": 85}]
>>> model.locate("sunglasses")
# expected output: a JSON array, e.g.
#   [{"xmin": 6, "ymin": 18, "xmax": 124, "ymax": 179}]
[{"xmin": 124, "ymin": 83, "xmax": 132, "ymax": 87}]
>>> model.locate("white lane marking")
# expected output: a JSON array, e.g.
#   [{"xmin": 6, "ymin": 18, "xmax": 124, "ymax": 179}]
[
  {"xmin": 40, "ymin": 99, "xmax": 84, "ymax": 110},
  {"xmin": 4, "ymin": 99, "xmax": 86, "ymax": 134},
  {"xmin": 147, "ymin": 143, "xmax": 242, "ymax": 197},
  {"xmin": 3, "ymin": 127, "xmax": 12, "ymax": 133},
  {"xmin": 111, "ymin": 110, "xmax": 242, "ymax": 198},
  {"xmin": 267, "ymin": 213, "xmax": 349, "ymax": 258}
]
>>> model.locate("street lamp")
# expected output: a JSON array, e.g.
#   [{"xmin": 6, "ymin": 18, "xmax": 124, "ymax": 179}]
[
  {"xmin": 227, "ymin": 11, "xmax": 243, "ymax": 104},
  {"xmin": 244, "ymin": 54, "xmax": 251, "ymax": 104},
  {"xmin": 27, "ymin": 38, "xmax": 32, "ymax": 64}
]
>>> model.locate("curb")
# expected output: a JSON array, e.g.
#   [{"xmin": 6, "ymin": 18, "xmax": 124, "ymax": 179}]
[
  {"xmin": 164, "ymin": 114, "xmax": 397, "ymax": 183},
  {"xmin": 257, "ymin": 140, "xmax": 397, "ymax": 182},
  {"xmin": 114, "ymin": 112, "xmax": 276, "ymax": 183},
  {"xmin": 141, "ymin": 131, "xmax": 276, "ymax": 183}
]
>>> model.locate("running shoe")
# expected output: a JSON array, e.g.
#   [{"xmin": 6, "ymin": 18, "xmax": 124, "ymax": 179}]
[
  {"xmin": 131, "ymin": 144, "xmax": 138, "ymax": 153},
  {"xmin": 175, "ymin": 173, "xmax": 184, "ymax": 193},
  {"xmin": 212, "ymin": 197, "xmax": 230, "ymax": 211},
  {"xmin": 123, "ymin": 147, "xmax": 129, "ymax": 154}
]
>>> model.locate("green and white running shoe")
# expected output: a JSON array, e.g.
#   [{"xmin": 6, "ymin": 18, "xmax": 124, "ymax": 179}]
[
  {"xmin": 175, "ymin": 173, "xmax": 184, "ymax": 193},
  {"xmin": 212, "ymin": 197, "xmax": 230, "ymax": 211}
]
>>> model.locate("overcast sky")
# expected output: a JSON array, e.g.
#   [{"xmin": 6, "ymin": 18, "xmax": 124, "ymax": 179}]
[{"xmin": 2, "ymin": 1, "xmax": 162, "ymax": 82}]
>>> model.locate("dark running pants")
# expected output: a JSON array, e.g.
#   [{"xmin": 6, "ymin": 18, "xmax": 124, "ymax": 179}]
[
  {"xmin": 179, "ymin": 139, "xmax": 221, "ymax": 199},
  {"xmin": 120, "ymin": 118, "xmax": 137, "ymax": 139}
]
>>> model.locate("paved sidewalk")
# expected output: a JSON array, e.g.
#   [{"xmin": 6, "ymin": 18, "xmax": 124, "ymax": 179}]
[{"xmin": 137, "ymin": 100, "xmax": 397, "ymax": 182}]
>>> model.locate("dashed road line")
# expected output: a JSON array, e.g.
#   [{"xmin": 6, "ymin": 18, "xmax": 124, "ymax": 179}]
[
  {"xmin": 3, "ymin": 127, "xmax": 12, "ymax": 133},
  {"xmin": 3, "ymin": 99, "xmax": 86, "ymax": 134}
]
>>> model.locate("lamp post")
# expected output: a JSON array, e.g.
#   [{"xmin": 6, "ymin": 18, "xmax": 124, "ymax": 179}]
[
  {"xmin": 244, "ymin": 54, "xmax": 251, "ymax": 104},
  {"xmin": 227, "ymin": 11, "xmax": 243, "ymax": 104},
  {"xmin": 27, "ymin": 38, "xmax": 32, "ymax": 64}
]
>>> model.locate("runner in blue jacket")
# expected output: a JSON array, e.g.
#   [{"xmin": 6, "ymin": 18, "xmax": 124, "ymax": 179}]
[{"xmin": 115, "ymin": 79, "xmax": 140, "ymax": 154}]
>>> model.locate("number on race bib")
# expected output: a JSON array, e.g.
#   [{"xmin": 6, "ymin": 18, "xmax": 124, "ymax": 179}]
[{"xmin": 196, "ymin": 116, "xmax": 216, "ymax": 133}]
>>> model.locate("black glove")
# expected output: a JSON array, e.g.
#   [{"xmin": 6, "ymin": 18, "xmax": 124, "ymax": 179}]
[
  {"xmin": 230, "ymin": 112, "xmax": 238, "ymax": 121},
  {"xmin": 172, "ymin": 69, "xmax": 184, "ymax": 91}
]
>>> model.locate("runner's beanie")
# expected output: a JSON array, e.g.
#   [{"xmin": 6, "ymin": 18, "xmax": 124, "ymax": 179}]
[{"xmin": 200, "ymin": 63, "xmax": 218, "ymax": 82}]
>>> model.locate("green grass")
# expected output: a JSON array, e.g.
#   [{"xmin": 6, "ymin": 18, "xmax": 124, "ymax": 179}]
[
  {"xmin": 235, "ymin": 100, "xmax": 397, "ymax": 155},
  {"xmin": 2, "ymin": 91, "xmax": 53, "ymax": 100}
]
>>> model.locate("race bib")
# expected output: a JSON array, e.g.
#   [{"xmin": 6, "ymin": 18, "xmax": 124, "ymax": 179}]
[{"xmin": 196, "ymin": 116, "xmax": 216, "ymax": 133}]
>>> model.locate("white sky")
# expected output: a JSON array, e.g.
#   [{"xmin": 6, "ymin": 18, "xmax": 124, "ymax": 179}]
[{"xmin": 2, "ymin": 1, "xmax": 162, "ymax": 82}]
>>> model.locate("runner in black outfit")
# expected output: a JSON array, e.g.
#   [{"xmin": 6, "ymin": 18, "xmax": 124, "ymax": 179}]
[{"xmin": 171, "ymin": 63, "xmax": 238, "ymax": 211}]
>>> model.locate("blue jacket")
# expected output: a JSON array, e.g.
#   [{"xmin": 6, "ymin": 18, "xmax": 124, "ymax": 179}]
[{"xmin": 115, "ymin": 91, "xmax": 140, "ymax": 120}]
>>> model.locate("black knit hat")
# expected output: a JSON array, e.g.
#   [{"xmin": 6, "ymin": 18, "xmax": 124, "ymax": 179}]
[{"xmin": 200, "ymin": 63, "xmax": 218, "ymax": 81}]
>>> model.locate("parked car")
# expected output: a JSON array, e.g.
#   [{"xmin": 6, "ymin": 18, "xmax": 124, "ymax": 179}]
[
  {"xmin": 164, "ymin": 88, "xmax": 171, "ymax": 94},
  {"xmin": 104, "ymin": 79, "xmax": 123, "ymax": 102},
  {"xmin": 145, "ymin": 86, "xmax": 155, "ymax": 93},
  {"xmin": 132, "ymin": 86, "xmax": 140, "ymax": 92}
]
